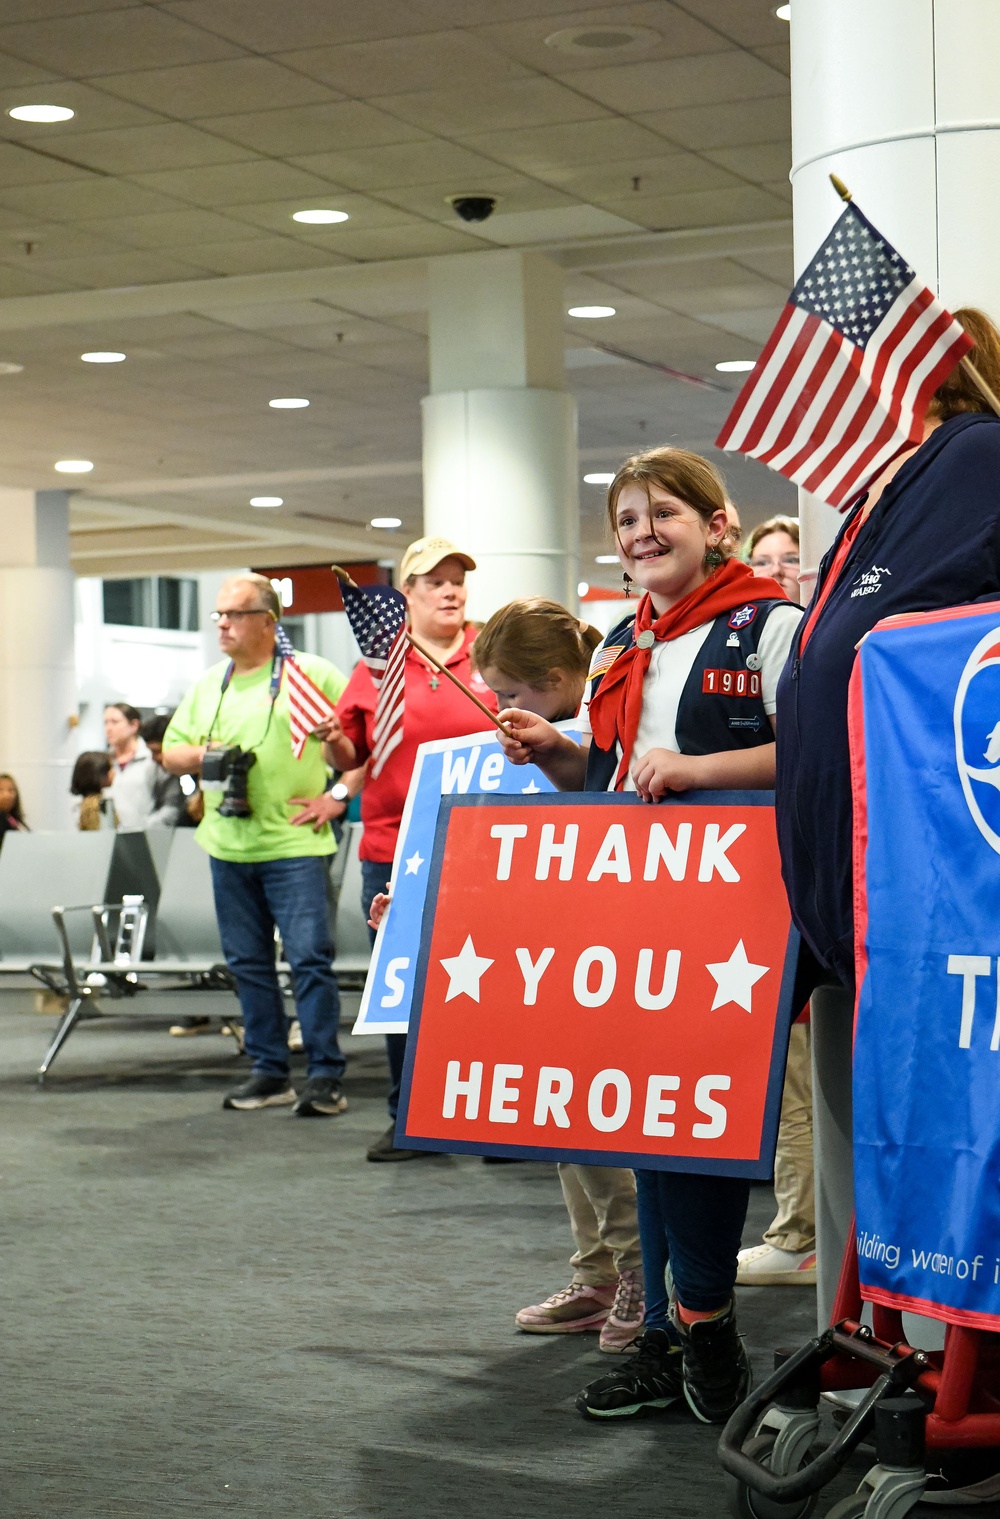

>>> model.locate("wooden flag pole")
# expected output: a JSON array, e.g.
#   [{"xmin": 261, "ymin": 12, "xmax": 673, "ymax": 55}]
[
  {"xmin": 406, "ymin": 632, "xmax": 512, "ymax": 737},
  {"xmin": 827, "ymin": 173, "xmax": 1000, "ymax": 418},
  {"xmin": 331, "ymin": 564, "xmax": 511, "ymax": 737}
]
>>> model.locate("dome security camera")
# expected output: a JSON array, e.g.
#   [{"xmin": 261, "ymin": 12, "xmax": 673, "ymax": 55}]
[{"xmin": 447, "ymin": 194, "xmax": 498, "ymax": 223}]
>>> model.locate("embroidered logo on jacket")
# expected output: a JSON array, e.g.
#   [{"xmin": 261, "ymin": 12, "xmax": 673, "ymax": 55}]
[
  {"xmin": 588, "ymin": 643, "xmax": 626, "ymax": 679},
  {"xmin": 850, "ymin": 564, "xmax": 892, "ymax": 599},
  {"xmin": 728, "ymin": 604, "xmax": 758, "ymax": 629}
]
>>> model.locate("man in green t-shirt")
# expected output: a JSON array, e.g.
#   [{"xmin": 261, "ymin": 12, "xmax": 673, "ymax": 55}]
[{"xmin": 163, "ymin": 574, "xmax": 349, "ymax": 1116}]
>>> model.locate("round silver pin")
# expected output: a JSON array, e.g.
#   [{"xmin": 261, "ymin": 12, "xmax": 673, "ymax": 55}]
[
  {"xmin": 745, "ymin": 652, "xmax": 763, "ymax": 671},
  {"xmin": 636, "ymin": 629, "xmax": 656, "ymax": 649}
]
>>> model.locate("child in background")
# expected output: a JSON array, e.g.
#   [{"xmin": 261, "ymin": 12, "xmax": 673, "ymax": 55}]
[
  {"xmin": 71, "ymin": 752, "xmax": 115, "ymax": 830},
  {"xmin": 367, "ymin": 598, "xmax": 646, "ymax": 1353},
  {"xmin": 0, "ymin": 773, "xmax": 28, "ymax": 833}
]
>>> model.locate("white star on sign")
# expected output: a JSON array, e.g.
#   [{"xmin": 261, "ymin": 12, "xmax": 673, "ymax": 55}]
[
  {"xmin": 521, "ymin": 780, "xmax": 540, "ymax": 794},
  {"xmin": 439, "ymin": 935, "xmax": 494, "ymax": 1003},
  {"xmin": 705, "ymin": 940, "xmax": 769, "ymax": 1013},
  {"xmin": 404, "ymin": 851, "xmax": 424, "ymax": 875}
]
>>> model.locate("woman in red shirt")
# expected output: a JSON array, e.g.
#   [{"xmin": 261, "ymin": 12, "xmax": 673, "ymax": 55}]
[{"xmin": 329, "ymin": 536, "xmax": 499, "ymax": 1160}]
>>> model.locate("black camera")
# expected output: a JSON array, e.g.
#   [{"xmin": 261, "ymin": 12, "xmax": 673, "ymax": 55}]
[{"xmin": 202, "ymin": 745, "xmax": 257, "ymax": 818}]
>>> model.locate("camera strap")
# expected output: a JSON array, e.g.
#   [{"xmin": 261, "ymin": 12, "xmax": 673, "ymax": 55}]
[{"xmin": 206, "ymin": 656, "xmax": 284, "ymax": 748}]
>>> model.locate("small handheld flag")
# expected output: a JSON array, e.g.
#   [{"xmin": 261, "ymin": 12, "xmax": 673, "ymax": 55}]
[
  {"xmin": 716, "ymin": 189, "xmax": 973, "ymax": 509},
  {"xmin": 274, "ymin": 624, "xmax": 340, "ymax": 759},
  {"xmin": 332, "ymin": 572, "xmax": 408, "ymax": 779}
]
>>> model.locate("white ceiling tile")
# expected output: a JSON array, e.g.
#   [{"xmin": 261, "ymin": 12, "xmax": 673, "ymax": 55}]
[
  {"xmin": 369, "ymin": 76, "xmax": 612, "ymax": 136},
  {"xmin": 0, "ymin": 49, "xmax": 60, "ymax": 88},
  {"xmin": 0, "ymin": 178, "xmax": 189, "ymax": 219},
  {"xmin": 289, "ymin": 140, "xmax": 505, "ymax": 193},
  {"xmin": 638, "ymin": 96, "xmax": 790, "ymax": 150},
  {"xmin": 668, "ymin": 0, "xmax": 791, "ymax": 48},
  {"xmin": 762, "ymin": 178, "xmax": 792, "ymax": 205},
  {"xmin": 0, "ymin": 141, "xmax": 95, "ymax": 188},
  {"xmin": 415, "ymin": 0, "xmax": 620, "ymax": 20},
  {"xmin": 0, "ymin": 8, "xmax": 244, "ymax": 74},
  {"xmin": 460, "ymin": 117, "xmax": 679, "ymax": 174},
  {"xmin": 196, "ymin": 100, "xmax": 428, "ymax": 157},
  {"xmin": 277, "ymin": 31, "xmax": 529, "ymax": 95},
  {"xmin": 754, "ymin": 43, "xmax": 790, "ymax": 77},
  {"xmin": 179, "ymin": 239, "xmax": 350, "ymax": 276},
  {"xmin": 129, "ymin": 160, "xmax": 339, "ymax": 208},
  {"xmin": 704, "ymin": 141, "xmax": 793, "ymax": 183},
  {"xmin": 12, "ymin": 249, "xmax": 209, "ymax": 287},
  {"xmin": 41, "ymin": 123, "xmax": 256, "ymax": 176},
  {"xmin": 561, "ymin": 51, "xmax": 788, "ymax": 113},
  {"xmin": 733, "ymin": 248, "xmax": 794, "ymax": 285},
  {"xmin": 378, "ymin": 175, "xmax": 577, "ymax": 222},
  {"xmin": 82, "ymin": 207, "xmax": 261, "ymax": 250},
  {"xmin": 0, "ymin": 0, "xmax": 138, "ymax": 19},
  {"xmin": 296, "ymin": 222, "xmax": 487, "ymax": 260},
  {"xmin": 0, "ymin": 223, "xmax": 128, "ymax": 259},
  {"xmin": 0, "ymin": 262, "xmax": 75, "ymax": 295},
  {"xmin": 693, "ymin": 306, "xmax": 781, "ymax": 344},
  {"xmin": 0, "ymin": 80, "xmax": 167, "ymax": 133},
  {"xmin": 590, "ymin": 184, "xmax": 793, "ymax": 229},
  {"xmin": 541, "ymin": 153, "xmax": 740, "ymax": 201},
  {"xmin": 479, "ymin": 3, "xmax": 729, "ymax": 72},
  {"xmin": 96, "ymin": 58, "xmax": 336, "ymax": 119},
  {"xmin": 470, "ymin": 204, "xmax": 645, "ymax": 245},
  {"xmin": 162, "ymin": 0, "xmax": 445, "ymax": 50},
  {"xmin": 224, "ymin": 193, "xmax": 415, "ymax": 237}
]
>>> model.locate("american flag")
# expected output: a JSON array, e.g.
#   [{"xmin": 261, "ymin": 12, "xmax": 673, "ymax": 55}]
[
  {"xmin": 337, "ymin": 582, "xmax": 408, "ymax": 779},
  {"xmin": 274, "ymin": 624, "xmax": 340, "ymax": 759},
  {"xmin": 716, "ymin": 201, "xmax": 973, "ymax": 509}
]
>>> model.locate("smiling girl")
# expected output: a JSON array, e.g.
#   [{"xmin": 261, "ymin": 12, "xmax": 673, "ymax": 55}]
[{"xmin": 497, "ymin": 447, "xmax": 801, "ymax": 1426}]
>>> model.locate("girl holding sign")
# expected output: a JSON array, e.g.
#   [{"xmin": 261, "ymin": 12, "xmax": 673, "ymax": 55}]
[{"xmin": 497, "ymin": 448, "xmax": 801, "ymax": 1426}]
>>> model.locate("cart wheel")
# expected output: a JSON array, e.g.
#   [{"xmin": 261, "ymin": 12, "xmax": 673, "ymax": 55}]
[
  {"xmin": 727, "ymin": 1433, "xmax": 819, "ymax": 1519},
  {"xmin": 822, "ymin": 1497, "xmax": 868, "ymax": 1519}
]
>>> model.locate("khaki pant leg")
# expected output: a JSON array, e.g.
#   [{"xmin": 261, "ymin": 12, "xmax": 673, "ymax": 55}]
[
  {"xmin": 764, "ymin": 1022, "xmax": 816, "ymax": 1253},
  {"xmin": 559, "ymin": 1162, "xmax": 642, "ymax": 1283}
]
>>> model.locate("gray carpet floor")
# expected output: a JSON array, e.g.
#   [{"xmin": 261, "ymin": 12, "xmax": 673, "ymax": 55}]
[{"xmin": 0, "ymin": 988, "xmax": 861, "ymax": 1519}]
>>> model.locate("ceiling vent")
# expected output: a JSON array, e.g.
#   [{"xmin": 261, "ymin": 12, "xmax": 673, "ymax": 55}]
[{"xmin": 544, "ymin": 26, "xmax": 660, "ymax": 55}]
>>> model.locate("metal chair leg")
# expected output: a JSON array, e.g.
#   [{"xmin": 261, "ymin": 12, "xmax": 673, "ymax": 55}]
[{"xmin": 38, "ymin": 995, "xmax": 87, "ymax": 1081}]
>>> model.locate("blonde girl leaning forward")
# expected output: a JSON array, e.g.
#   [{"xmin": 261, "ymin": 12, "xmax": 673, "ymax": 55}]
[
  {"xmin": 467, "ymin": 598, "xmax": 643, "ymax": 1353},
  {"xmin": 497, "ymin": 448, "xmax": 801, "ymax": 1426}
]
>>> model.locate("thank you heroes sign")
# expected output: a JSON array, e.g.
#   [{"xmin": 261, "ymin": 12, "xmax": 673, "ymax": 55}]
[{"xmin": 397, "ymin": 793, "xmax": 795, "ymax": 1174}]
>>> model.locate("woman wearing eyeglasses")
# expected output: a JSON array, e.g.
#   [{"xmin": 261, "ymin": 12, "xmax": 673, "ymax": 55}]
[{"xmin": 747, "ymin": 516, "xmax": 801, "ymax": 606}]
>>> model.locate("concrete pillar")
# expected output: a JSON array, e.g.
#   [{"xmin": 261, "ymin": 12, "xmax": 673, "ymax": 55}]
[
  {"xmin": 422, "ymin": 249, "xmax": 578, "ymax": 620},
  {"xmin": 0, "ymin": 490, "xmax": 76, "ymax": 828},
  {"xmin": 791, "ymin": 0, "xmax": 1000, "ymax": 591}
]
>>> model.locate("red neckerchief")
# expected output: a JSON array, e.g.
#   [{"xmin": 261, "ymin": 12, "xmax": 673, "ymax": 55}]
[{"xmin": 588, "ymin": 558, "xmax": 786, "ymax": 788}]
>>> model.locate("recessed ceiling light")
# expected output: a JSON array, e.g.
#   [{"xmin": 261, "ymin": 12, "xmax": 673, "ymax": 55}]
[
  {"xmin": 81, "ymin": 351, "xmax": 125, "ymax": 363},
  {"xmin": 716, "ymin": 359, "xmax": 757, "ymax": 373},
  {"xmin": 578, "ymin": 581, "xmax": 590, "ymax": 597},
  {"xmin": 269, "ymin": 397, "xmax": 309, "ymax": 409},
  {"xmin": 250, "ymin": 496, "xmax": 283, "ymax": 507},
  {"xmin": 584, "ymin": 472, "xmax": 615, "ymax": 485},
  {"xmin": 775, "ymin": 4, "xmax": 791, "ymax": 19},
  {"xmin": 595, "ymin": 554, "xmax": 620, "ymax": 564},
  {"xmin": 54, "ymin": 459, "xmax": 93, "ymax": 473},
  {"xmin": 370, "ymin": 516, "xmax": 402, "ymax": 529},
  {"xmin": 0, "ymin": 362, "xmax": 23, "ymax": 376},
  {"xmin": 8, "ymin": 104, "xmax": 74, "ymax": 123},
  {"xmin": 292, "ymin": 209, "xmax": 349, "ymax": 224},
  {"xmin": 568, "ymin": 305, "xmax": 616, "ymax": 319},
  {"xmin": 545, "ymin": 25, "xmax": 660, "ymax": 55}
]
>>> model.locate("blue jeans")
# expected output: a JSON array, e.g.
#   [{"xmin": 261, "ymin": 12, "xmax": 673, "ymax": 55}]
[
  {"xmin": 635, "ymin": 1168, "xmax": 751, "ymax": 1323},
  {"xmin": 210, "ymin": 855, "xmax": 345, "ymax": 1081},
  {"xmin": 361, "ymin": 859, "xmax": 406, "ymax": 1119}
]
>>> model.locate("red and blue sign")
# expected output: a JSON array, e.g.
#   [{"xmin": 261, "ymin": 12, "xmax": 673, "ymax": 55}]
[
  {"xmin": 851, "ymin": 600, "xmax": 1000, "ymax": 1330},
  {"xmin": 397, "ymin": 793, "xmax": 796, "ymax": 1173}
]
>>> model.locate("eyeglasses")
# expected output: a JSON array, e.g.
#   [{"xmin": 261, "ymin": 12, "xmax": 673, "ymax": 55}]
[
  {"xmin": 750, "ymin": 554, "xmax": 800, "ymax": 570},
  {"xmin": 210, "ymin": 609, "xmax": 273, "ymax": 623}
]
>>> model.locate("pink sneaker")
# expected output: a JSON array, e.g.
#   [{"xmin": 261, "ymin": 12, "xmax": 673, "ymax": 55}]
[
  {"xmin": 598, "ymin": 1269, "xmax": 646, "ymax": 1352},
  {"xmin": 515, "ymin": 1281, "xmax": 616, "ymax": 1334}
]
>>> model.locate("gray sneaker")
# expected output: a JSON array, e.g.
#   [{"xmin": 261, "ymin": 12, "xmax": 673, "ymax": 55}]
[
  {"xmin": 292, "ymin": 1077, "xmax": 347, "ymax": 1117},
  {"xmin": 223, "ymin": 1075, "xmax": 296, "ymax": 1111}
]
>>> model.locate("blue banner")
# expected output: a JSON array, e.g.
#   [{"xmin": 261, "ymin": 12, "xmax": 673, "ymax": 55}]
[
  {"xmin": 852, "ymin": 600, "xmax": 1000, "ymax": 1329},
  {"xmin": 354, "ymin": 724, "xmax": 582, "ymax": 1035}
]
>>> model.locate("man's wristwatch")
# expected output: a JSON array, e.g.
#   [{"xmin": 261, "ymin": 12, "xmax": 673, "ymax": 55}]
[{"xmin": 329, "ymin": 781, "xmax": 350, "ymax": 803}]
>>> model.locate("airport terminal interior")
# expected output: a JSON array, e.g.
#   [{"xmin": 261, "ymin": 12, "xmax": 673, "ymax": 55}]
[{"xmin": 1, "ymin": 1, "xmax": 996, "ymax": 1515}]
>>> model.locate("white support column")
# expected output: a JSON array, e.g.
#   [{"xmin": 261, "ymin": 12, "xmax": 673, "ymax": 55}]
[
  {"xmin": 422, "ymin": 249, "xmax": 578, "ymax": 620},
  {"xmin": 0, "ymin": 489, "xmax": 76, "ymax": 828},
  {"xmin": 790, "ymin": 0, "xmax": 1000, "ymax": 591}
]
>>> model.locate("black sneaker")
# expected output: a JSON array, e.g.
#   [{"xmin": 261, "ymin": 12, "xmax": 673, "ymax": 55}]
[
  {"xmin": 676, "ymin": 1301, "xmax": 751, "ymax": 1424},
  {"xmin": 169, "ymin": 1016, "xmax": 213, "ymax": 1037},
  {"xmin": 575, "ymin": 1327, "xmax": 684, "ymax": 1419},
  {"xmin": 365, "ymin": 1123, "xmax": 432, "ymax": 1162},
  {"xmin": 222, "ymin": 1075, "xmax": 295, "ymax": 1111},
  {"xmin": 292, "ymin": 1077, "xmax": 347, "ymax": 1117}
]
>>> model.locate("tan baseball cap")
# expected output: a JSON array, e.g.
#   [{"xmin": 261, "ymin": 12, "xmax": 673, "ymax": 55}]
[{"xmin": 399, "ymin": 535, "xmax": 477, "ymax": 581}]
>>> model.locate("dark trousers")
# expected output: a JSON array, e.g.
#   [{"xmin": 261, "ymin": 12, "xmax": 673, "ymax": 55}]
[
  {"xmin": 360, "ymin": 858, "xmax": 406, "ymax": 1118},
  {"xmin": 209, "ymin": 854, "xmax": 344, "ymax": 1081},
  {"xmin": 635, "ymin": 1167, "xmax": 751, "ymax": 1322}
]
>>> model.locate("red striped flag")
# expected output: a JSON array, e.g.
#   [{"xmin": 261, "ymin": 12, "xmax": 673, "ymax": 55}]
[
  {"xmin": 334, "ymin": 581, "xmax": 409, "ymax": 780},
  {"xmin": 274, "ymin": 624, "xmax": 339, "ymax": 759},
  {"xmin": 716, "ymin": 202, "xmax": 973, "ymax": 509}
]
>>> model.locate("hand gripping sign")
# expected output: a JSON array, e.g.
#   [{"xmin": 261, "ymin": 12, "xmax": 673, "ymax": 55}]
[
  {"xmin": 851, "ymin": 600, "xmax": 1000, "ymax": 1330},
  {"xmin": 355, "ymin": 724, "xmax": 582, "ymax": 1036},
  {"xmin": 396, "ymin": 792, "xmax": 797, "ymax": 1174}
]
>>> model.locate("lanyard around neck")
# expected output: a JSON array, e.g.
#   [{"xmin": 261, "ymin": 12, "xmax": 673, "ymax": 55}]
[{"xmin": 207, "ymin": 655, "xmax": 283, "ymax": 745}]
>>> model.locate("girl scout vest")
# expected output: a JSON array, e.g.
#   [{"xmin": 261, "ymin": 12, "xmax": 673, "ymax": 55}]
[{"xmin": 585, "ymin": 599, "xmax": 788, "ymax": 792}]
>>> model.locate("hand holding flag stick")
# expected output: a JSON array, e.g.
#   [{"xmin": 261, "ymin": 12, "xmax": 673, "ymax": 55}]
[{"xmin": 330, "ymin": 566, "xmax": 511, "ymax": 739}]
